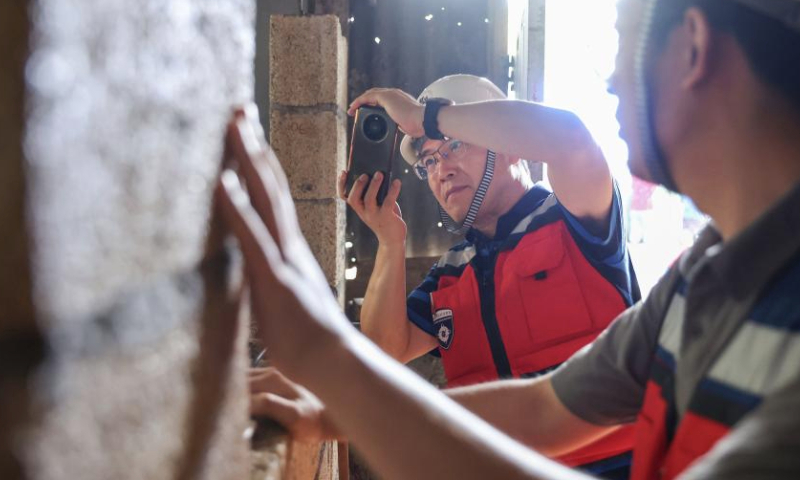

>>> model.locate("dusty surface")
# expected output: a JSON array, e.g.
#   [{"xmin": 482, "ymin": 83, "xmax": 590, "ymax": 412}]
[{"xmin": 7, "ymin": 1, "xmax": 257, "ymax": 479}]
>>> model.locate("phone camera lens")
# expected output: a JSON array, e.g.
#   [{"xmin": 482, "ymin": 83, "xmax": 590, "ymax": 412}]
[{"xmin": 363, "ymin": 114, "xmax": 388, "ymax": 142}]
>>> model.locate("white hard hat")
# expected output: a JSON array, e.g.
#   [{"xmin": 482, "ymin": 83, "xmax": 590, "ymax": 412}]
[{"xmin": 399, "ymin": 74, "xmax": 506, "ymax": 166}]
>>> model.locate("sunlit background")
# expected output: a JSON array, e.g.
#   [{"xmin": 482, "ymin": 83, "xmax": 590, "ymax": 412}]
[{"xmin": 509, "ymin": 0, "xmax": 707, "ymax": 296}]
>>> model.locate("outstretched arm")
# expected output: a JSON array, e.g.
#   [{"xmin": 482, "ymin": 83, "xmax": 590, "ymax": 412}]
[
  {"xmin": 218, "ymin": 107, "xmax": 595, "ymax": 480},
  {"xmin": 445, "ymin": 375, "xmax": 617, "ymax": 457},
  {"xmin": 250, "ymin": 365, "xmax": 615, "ymax": 458}
]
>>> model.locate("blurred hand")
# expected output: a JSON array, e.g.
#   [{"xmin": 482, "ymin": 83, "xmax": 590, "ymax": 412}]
[
  {"xmin": 216, "ymin": 105, "xmax": 351, "ymax": 378},
  {"xmin": 249, "ymin": 367, "xmax": 337, "ymax": 443},
  {"xmin": 338, "ymin": 170, "xmax": 406, "ymax": 248},
  {"xmin": 348, "ymin": 88, "xmax": 425, "ymax": 138}
]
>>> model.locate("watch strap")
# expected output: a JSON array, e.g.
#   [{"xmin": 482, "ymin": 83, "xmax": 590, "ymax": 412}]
[{"xmin": 422, "ymin": 98, "xmax": 452, "ymax": 140}]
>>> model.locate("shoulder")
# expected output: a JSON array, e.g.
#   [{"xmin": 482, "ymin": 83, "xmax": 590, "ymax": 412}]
[{"xmin": 513, "ymin": 187, "xmax": 562, "ymax": 236}]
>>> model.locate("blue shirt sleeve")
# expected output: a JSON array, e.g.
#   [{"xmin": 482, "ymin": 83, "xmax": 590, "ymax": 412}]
[
  {"xmin": 557, "ymin": 180, "xmax": 626, "ymax": 268},
  {"xmin": 406, "ymin": 263, "xmax": 440, "ymax": 337},
  {"xmin": 557, "ymin": 182, "xmax": 641, "ymax": 305}
]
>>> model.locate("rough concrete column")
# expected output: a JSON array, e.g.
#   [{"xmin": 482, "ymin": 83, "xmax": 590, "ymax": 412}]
[
  {"xmin": 1, "ymin": 1, "xmax": 256, "ymax": 479},
  {"xmin": 266, "ymin": 13, "xmax": 347, "ymax": 479}
]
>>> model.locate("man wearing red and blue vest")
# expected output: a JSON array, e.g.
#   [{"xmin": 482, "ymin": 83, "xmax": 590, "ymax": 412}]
[
  {"xmin": 339, "ymin": 74, "xmax": 639, "ymax": 477},
  {"xmin": 223, "ymin": 0, "xmax": 800, "ymax": 478}
]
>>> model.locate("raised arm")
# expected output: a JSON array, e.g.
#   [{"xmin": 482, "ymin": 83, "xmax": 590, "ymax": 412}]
[
  {"xmin": 437, "ymin": 101, "xmax": 613, "ymax": 229},
  {"xmin": 349, "ymin": 90, "xmax": 613, "ymax": 231}
]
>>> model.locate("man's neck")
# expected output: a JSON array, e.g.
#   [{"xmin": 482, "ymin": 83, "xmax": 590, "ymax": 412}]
[
  {"xmin": 679, "ymin": 110, "xmax": 800, "ymax": 241},
  {"xmin": 470, "ymin": 182, "xmax": 531, "ymax": 239}
]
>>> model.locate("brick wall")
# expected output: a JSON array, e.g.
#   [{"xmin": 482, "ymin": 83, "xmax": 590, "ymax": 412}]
[{"xmin": 269, "ymin": 14, "xmax": 348, "ymax": 302}]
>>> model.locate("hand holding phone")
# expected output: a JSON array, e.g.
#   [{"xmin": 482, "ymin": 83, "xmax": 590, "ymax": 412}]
[{"xmin": 345, "ymin": 106, "xmax": 399, "ymax": 206}]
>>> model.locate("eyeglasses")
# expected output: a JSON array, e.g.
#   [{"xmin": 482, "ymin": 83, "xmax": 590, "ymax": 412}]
[{"xmin": 412, "ymin": 139, "xmax": 468, "ymax": 180}]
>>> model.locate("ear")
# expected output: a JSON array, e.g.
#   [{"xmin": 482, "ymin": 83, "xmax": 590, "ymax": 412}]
[{"xmin": 681, "ymin": 7, "xmax": 714, "ymax": 89}]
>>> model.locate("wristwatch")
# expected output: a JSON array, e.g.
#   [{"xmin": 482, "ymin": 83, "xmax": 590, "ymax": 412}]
[{"xmin": 423, "ymin": 98, "xmax": 452, "ymax": 140}]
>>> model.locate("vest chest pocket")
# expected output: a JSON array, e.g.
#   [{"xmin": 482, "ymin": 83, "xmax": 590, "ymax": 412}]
[{"xmin": 501, "ymin": 229, "xmax": 594, "ymax": 351}]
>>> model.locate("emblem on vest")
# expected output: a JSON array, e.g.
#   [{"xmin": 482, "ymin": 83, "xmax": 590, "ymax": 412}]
[{"xmin": 433, "ymin": 308, "xmax": 454, "ymax": 349}]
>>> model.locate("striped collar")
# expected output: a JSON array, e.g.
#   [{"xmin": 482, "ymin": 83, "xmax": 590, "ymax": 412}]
[
  {"xmin": 680, "ymin": 182, "xmax": 800, "ymax": 299},
  {"xmin": 465, "ymin": 184, "xmax": 552, "ymax": 244}
]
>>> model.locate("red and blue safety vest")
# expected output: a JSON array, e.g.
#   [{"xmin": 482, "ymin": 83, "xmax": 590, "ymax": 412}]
[{"xmin": 408, "ymin": 185, "xmax": 640, "ymax": 468}]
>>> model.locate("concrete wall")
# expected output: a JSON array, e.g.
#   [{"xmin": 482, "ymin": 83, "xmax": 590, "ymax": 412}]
[
  {"xmin": 1, "ymin": 1, "xmax": 256, "ymax": 478},
  {"xmin": 253, "ymin": 0, "xmax": 349, "ymax": 138},
  {"xmin": 269, "ymin": 14, "xmax": 348, "ymax": 301},
  {"xmin": 255, "ymin": 0, "xmax": 300, "ymax": 135}
]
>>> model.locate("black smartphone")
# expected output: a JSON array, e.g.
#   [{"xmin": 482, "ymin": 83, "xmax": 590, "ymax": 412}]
[{"xmin": 346, "ymin": 106, "xmax": 399, "ymax": 206}]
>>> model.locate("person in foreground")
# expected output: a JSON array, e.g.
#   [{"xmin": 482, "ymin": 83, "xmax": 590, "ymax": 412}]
[{"xmin": 220, "ymin": 0, "xmax": 800, "ymax": 478}]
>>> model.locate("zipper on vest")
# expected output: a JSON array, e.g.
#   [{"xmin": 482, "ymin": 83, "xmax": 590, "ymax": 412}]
[{"xmin": 476, "ymin": 247, "xmax": 513, "ymax": 379}]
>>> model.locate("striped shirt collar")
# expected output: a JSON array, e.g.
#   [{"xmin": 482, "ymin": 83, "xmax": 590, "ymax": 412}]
[
  {"xmin": 680, "ymin": 182, "xmax": 800, "ymax": 299},
  {"xmin": 465, "ymin": 185, "xmax": 551, "ymax": 244}
]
